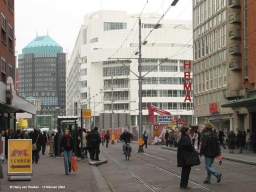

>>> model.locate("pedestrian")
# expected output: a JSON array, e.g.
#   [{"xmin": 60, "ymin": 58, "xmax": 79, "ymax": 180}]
[
  {"xmin": 177, "ymin": 126, "xmax": 196, "ymax": 189},
  {"xmin": 165, "ymin": 131, "xmax": 169, "ymax": 147},
  {"xmin": 251, "ymin": 129, "xmax": 256, "ymax": 153},
  {"xmin": 78, "ymin": 128, "xmax": 87, "ymax": 158},
  {"xmin": 245, "ymin": 129, "xmax": 252, "ymax": 151},
  {"xmin": 228, "ymin": 130, "xmax": 236, "ymax": 153},
  {"xmin": 200, "ymin": 123, "xmax": 222, "ymax": 184},
  {"xmin": 236, "ymin": 128, "xmax": 244, "ymax": 153},
  {"xmin": 142, "ymin": 131, "xmax": 148, "ymax": 148},
  {"xmin": 41, "ymin": 131, "xmax": 48, "ymax": 155},
  {"xmin": 31, "ymin": 129, "xmax": 41, "ymax": 164},
  {"xmin": 88, "ymin": 127, "xmax": 101, "ymax": 161},
  {"xmin": 49, "ymin": 133, "xmax": 55, "ymax": 156},
  {"xmin": 60, "ymin": 129, "xmax": 75, "ymax": 175},
  {"xmin": 242, "ymin": 130, "xmax": 246, "ymax": 150},
  {"xmin": 54, "ymin": 131, "xmax": 59, "ymax": 156},
  {"xmin": 101, "ymin": 131, "xmax": 105, "ymax": 146},
  {"xmin": 4, "ymin": 129, "xmax": 11, "ymax": 159},
  {"xmin": 218, "ymin": 128, "xmax": 226, "ymax": 149},
  {"xmin": 192, "ymin": 130, "xmax": 199, "ymax": 150},
  {"xmin": 104, "ymin": 131, "xmax": 110, "ymax": 148}
]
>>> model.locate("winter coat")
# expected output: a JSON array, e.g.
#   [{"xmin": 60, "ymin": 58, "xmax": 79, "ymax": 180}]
[
  {"xmin": 31, "ymin": 132, "xmax": 41, "ymax": 151},
  {"xmin": 78, "ymin": 131, "xmax": 87, "ymax": 148},
  {"xmin": 60, "ymin": 135, "xmax": 75, "ymax": 152},
  {"xmin": 88, "ymin": 130, "xmax": 101, "ymax": 145},
  {"xmin": 104, "ymin": 133, "xmax": 110, "ymax": 140},
  {"xmin": 236, "ymin": 130, "xmax": 244, "ymax": 147},
  {"xmin": 119, "ymin": 132, "xmax": 133, "ymax": 143},
  {"xmin": 200, "ymin": 129, "xmax": 220, "ymax": 158},
  {"xmin": 177, "ymin": 133, "xmax": 194, "ymax": 167},
  {"xmin": 228, "ymin": 132, "xmax": 236, "ymax": 149}
]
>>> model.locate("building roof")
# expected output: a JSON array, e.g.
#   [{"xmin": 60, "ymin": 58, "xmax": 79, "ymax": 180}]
[{"xmin": 24, "ymin": 35, "xmax": 61, "ymax": 48}]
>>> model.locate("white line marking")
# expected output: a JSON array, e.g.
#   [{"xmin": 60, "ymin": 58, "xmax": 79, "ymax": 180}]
[{"xmin": 144, "ymin": 153, "xmax": 165, "ymax": 160}]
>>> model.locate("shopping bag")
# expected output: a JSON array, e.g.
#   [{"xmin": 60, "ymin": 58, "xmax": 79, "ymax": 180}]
[
  {"xmin": 72, "ymin": 156, "xmax": 78, "ymax": 171},
  {"xmin": 217, "ymin": 155, "xmax": 222, "ymax": 165}
]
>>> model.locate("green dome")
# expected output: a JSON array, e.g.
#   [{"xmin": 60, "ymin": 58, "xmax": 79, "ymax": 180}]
[{"xmin": 19, "ymin": 35, "xmax": 63, "ymax": 59}]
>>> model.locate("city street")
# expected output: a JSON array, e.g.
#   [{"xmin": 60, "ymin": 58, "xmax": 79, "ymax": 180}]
[{"xmin": 2, "ymin": 143, "xmax": 256, "ymax": 192}]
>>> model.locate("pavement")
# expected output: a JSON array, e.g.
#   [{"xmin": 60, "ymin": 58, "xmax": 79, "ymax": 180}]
[
  {"xmin": 161, "ymin": 145, "xmax": 256, "ymax": 165},
  {"xmin": 1, "ymin": 152, "xmax": 110, "ymax": 192}
]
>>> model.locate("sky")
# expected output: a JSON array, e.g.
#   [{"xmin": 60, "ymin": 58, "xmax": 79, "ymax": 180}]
[{"xmin": 15, "ymin": 0, "xmax": 192, "ymax": 57}]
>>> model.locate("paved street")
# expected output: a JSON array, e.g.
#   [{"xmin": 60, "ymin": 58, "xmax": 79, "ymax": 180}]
[{"xmin": 1, "ymin": 143, "xmax": 256, "ymax": 192}]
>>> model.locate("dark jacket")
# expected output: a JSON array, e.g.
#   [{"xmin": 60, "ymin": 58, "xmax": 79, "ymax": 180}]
[
  {"xmin": 236, "ymin": 130, "xmax": 244, "ymax": 147},
  {"xmin": 177, "ymin": 133, "xmax": 194, "ymax": 167},
  {"xmin": 104, "ymin": 133, "xmax": 110, "ymax": 140},
  {"xmin": 119, "ymin": 132, "xmax": 133, "ymax": 143},
  {"xmin": 142, "ymin": 133, "xmax": 148, "ymax": 140},
  {"xmin": 218, "ymin": 130, "xmax": 225, "ymax": 142},
  {"xmin": 31, "ymin": 132, "xmax": 41, "ymax": 151},
  {"xmin": 41, "ymin": 133, "xmax": 48, "ymax": 144},
  {"xmin": 165, "ymin": 132, "xmax": 169, "ymax": 140},
  {"xmin": 200, "ymin": 129, "xmax": 220, "ymax": 158},
  {"xmin": 60, "ymin": 135, "xmax": 75, "ymax": 152},
  {"xmin": 88, "ymin": 130, "xmax": 101, "ymax": 145}
]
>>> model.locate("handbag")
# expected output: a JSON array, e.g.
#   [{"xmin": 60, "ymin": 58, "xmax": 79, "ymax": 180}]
[
  {"xmin": 32, "ymin": 135, "xmax": 39, "ymax": 151},
  {"xmin": 186, "ymin": 150, "xmax": 201, "ymax": 166},
  {"xmin": 72, "ymin": 156, "xmax": 78, "ymax": 171}
]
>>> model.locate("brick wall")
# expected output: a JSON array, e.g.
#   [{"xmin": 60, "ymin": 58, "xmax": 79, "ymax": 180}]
[{"xmin": 0, "ymin": 0, "xmax": 15, "ymax": 84}]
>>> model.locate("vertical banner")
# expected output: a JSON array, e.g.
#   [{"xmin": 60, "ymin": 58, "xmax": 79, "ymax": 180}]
[
  {"xmin": 8, "ymin": 139, "xmax": 32, "ymax": 175},
  {"xmin": 0, "ymin": 137, "xmax": 5, "ymax": 161}
]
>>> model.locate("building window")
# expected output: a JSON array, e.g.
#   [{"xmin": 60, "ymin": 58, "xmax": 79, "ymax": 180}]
[
  {"xmin": 8, "ymin": 64, "xmax": 12, "ymax": 78},
  {"xmin": 90, "ymin": 37, "xmax": 98, "ymax": 43},
  {"xmin": 223, "ymin": 63, "xmax": 227, "ymax": 86},
  {"xmin": 8, "ymin": 24, "xmax": 13, "ymax": 51},
  {"xmin": 104, "ymin": 22, "xmax": 127, "ymax": 31},
  {"xmin": 142, "ymin": 23, "xmax": 162, "ymax": 28},
  {"xmin": 1, "ymin": 57, "xmax": 6, "ymax": 73},
  {"xmin": 80, "ymin": 80, "xmax": 87, "ymax": 88},
  {"xmin": 1, "ymin": 13, "xmax": 6, "ymax": 43}
]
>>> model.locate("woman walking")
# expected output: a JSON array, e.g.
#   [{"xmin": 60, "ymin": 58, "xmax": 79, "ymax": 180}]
[
  {"xmin": 60, "ymin": 129, "xmax": 75, "ymax": 175},
  {"xmin": 177, "ymin": 126, "xmax": 195, "ymax": 189},
  {"xmin": 31, "ymin": 129, "xmax": 41, "ymax": 164},
  {"xmin": 228, "ymin": 130, "xmax": 236, "ymax": 153}
]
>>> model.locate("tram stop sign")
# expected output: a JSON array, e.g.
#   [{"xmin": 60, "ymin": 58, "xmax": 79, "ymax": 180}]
[{"xmin": 83, "ymin": 109, "xmax": 91, "ymax": 120}]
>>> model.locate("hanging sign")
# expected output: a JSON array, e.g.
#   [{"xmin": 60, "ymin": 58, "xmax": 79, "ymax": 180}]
[{"xmin": 183, "ymin": 60, "xmax": 192, "ymax": 102}]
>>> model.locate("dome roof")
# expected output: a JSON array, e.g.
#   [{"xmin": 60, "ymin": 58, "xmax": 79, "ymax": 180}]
[{"xmin": 24, "ymin": 35, "xmax": 61, "ymax": 48}]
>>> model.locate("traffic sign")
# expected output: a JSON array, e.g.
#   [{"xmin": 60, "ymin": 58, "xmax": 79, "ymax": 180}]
[
  {"xmin": 8, "ymin": 139, "xmax": 32, "ymax": 175},
  {"xmin": 158, "ymin": 115, "xmax": 173, "ymax": 123},
  {"xmin": 83, "ymin": 109, "xmax": 91, "ymax": 120}
]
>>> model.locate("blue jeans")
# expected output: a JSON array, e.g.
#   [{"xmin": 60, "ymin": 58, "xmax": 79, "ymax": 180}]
[
  {"xmin": 205, "ymin": 157, "xmax": 220, "ymax": 181},
  {"xmin": 63, "ymin": 150, "xmax": 72, "ymax": 174},
  {"xmin": 122, "ymin": 142, "xmax": 131, "ymax": 153}
]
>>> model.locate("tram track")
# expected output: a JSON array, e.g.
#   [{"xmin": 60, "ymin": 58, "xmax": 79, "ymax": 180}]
[{"xmin": 101, "ymin": 146, "xmax": 216, "ymax": 192}]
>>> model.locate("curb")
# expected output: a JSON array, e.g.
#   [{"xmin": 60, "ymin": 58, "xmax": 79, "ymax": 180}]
[
  {"xmin": 161, "ymin": 146, "xmax": 256, "ymax": 165},
  {"xmin": 89, "ymin": 159, "xmax": 108, "ymax": 166}
]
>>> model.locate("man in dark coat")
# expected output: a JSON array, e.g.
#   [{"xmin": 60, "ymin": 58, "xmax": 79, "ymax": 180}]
[
  {"xmin": 200, "ymin": 123, "xmax": 222, "ymax": 184},
  {"xmin": 31, "ymin": 129, "xmax": 41, "ymax": 163},
  {"xmin": 88, "ymin": 127, "xmax": 101, "ymax": 161},
  {"xmin": 41, "ymin": 131, "xmax": 48, "ymax": 155},
  {"xmin": 165, "ymin": 131, "xmax": 169, "ymax": 147},
  {"xmin": 218, "ymin": 128, "xmax": 226, "ymax": 149},
  {"xmin": 236, "ymin": 128, "xmax": 244, "ymax": 153}
]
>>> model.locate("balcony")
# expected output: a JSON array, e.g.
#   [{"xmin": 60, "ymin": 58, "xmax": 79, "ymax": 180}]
[
  {"xmin": 229, "ymin": 0, "xmax": 241, "ymax": 8},
  {"xmin": 228, "ymin": 12, "xmax": 241, "ymax": 24},
  {"xmin": 229, "ymin": 28, "xmax": 241, "ymax": 39},
  {"xmin": 228, "ymin": 59, "xmax": 241, "ymax": 71},
  {"xmin": 229, "ymin": 44, "xmax": 241, "ymax": 55}
]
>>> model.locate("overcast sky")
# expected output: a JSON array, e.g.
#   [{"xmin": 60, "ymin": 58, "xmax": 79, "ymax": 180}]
[{"xmin": 15, "ymin": 0, "xmax": 192, "ymax": 57}]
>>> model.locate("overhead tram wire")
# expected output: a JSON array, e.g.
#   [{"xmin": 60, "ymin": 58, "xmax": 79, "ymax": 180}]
[{"xmin": 109, "ymin": 0, "xmax": 149, "ymax": 59}]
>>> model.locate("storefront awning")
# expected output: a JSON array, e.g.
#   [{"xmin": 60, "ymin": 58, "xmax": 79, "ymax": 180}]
[{"xmin": 221, "ymin": 97, "xmax": 256, "ymax": 108}]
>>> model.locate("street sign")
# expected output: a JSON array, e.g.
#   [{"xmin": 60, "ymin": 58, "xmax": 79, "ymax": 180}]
[
  {"xmin": 8, "ymin": 139, "xmax": 32, "ymax": 175},
  {"xmin": 83, "ymin": 109, "xmax": 91, "ymax": 120},
  {"xmin": 158, "ymin": 115, "xmax": 173, "ymax": 123}
]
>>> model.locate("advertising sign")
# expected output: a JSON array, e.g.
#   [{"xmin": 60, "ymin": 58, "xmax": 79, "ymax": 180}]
[
  {"xmin": 83, "ymin": 109, "xmax": 92, "ymax": 120},
  {"xmin": 153, "ymin": 124, "xmax": 159, "ymax": 137},
  {"xmin": 8, "ymin": 139, "xmax": 32, "ymax": 175},
  {"xmin": 0, "ymin": 137, "xmax": 5, "ymax": 161},
  {"xmin": 158, "ymin": 115, "xmax": 173, "ymax": 123}
]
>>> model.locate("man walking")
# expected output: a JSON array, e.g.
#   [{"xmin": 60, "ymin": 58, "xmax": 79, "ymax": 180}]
[
  {"xmin": 218, "ymin": 128, "xmax": 226, "ymax": 149},
  {"xmin": 165, "ymin": 131, "xmax": 169, "ymax": 147},
  {"xmin": 200, "ymin": 123, "xmax": 222, "ymax": 184},
  {"xmin": 142, "ymin": 131, "xmax": 148, "ymax": 148}
]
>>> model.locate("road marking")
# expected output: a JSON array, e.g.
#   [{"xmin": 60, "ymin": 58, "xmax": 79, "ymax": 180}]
[{"xmin": 144, "ymin": 153, "xmax": 165, "ymax": 160}]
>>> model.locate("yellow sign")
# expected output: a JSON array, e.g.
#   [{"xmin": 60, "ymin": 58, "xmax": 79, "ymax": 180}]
[
  {"xmin": 8, "ymin": 139, "xmax": 32, "ymax": 175},
  {"xmin": 83, "ymin": 109, "xmax": 91, "ymax": 120}
]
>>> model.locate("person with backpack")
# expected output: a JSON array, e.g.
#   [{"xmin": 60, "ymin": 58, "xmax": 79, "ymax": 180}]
[
  {"xmin": 200, "ymin": 123, "xmax": 222, "ymax": 184},
  {"xmin": 104, "ymin": 131, "xmax": 110, "ymax": 148}
]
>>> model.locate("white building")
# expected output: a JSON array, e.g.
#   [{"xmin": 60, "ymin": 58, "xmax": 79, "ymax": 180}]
[{"xmin": 67, "ymin": 10, "xmax": 193, "ymax": 129}]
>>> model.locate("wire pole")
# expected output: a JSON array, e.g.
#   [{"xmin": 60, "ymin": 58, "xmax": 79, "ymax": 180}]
[
  {"xmin": 111, "ymin": 70, "xmax": 115, "ymax": 144},
  {"xmin": 138, "ymin": 18, "xmax": 144, "ymax": 153}
]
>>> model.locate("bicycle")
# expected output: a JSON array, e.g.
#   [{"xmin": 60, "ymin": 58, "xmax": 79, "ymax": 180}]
[{"xmin": 124, "ymin": 142, "xmax": 131, "ymax": 161}]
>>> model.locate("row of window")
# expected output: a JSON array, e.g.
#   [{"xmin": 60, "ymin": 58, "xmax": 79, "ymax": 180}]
[
  {"xmin": 104, "ymin": 104, "xmax": 129, "ymax": 111},
  {"xmin": 194, "ymin": 63, "xmax": 227, "ymax": 93},
  {"xmin": 142, "ymin": 90, "xmax": 189, "ymax": 97},
  {"xmin": 1, "ymin": 12, "xmax": 13, "ymax": 51},
  {"xmin": 103, "ymin": 67, "xmax": 130, "ymax": 77},
  {"xmin": 104, "ymin": 79, "xmax": 129, "ymax": 89},
  {"xmin": 194, "ymin": 89, "xmax": 226, "ymax": 105},
  {"xmin": 104, "ymin": 91, "xmax": 129, "ymax": 101},
  {"xmin": 104, "ymin": 22, "xmax": 127, "ymax": 31},
  {"xmin": 142, "ymin": 77, "xmax": 191, "ymax": 85},
  {"xmin": 193, "ymin": 0, "xmax": 226, "ymax": 28},
  {"xmin": 194, "ymin": 49, "xmax": 226, "ymax": 72},
  {"xmin": 142, "ymin": 102, "xmax": 193, "ymax": 110},
  {"xmin": 194, "ymin": 24, "xmax": 226, "ymax": 60},
  {"xmin": 18, "ymin": 92, "xmax": 65, "ymax": 97},
  {"xmin": 23, "ymin": 49, "xmax": 60, "ymax": 54}
]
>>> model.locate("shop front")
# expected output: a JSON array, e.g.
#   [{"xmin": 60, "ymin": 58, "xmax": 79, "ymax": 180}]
[{"xmin": 0, "ymin": 77, "xmax": 36, "ymax": 131}]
